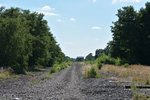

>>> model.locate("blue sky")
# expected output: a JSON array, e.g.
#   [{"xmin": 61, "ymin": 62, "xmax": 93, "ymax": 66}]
[{"xmin": 0, "ymin": 0, "xmax": 149, "ymax": 58}]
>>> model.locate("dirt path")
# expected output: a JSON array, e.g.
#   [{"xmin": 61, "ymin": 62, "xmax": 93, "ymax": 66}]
[{"xmin": 0, "ymin": 63, "xmax": 134, "ymax": 100}]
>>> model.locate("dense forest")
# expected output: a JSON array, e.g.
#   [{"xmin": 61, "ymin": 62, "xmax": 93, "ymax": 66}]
[
  {"xmin": 0, "ymin": 7, "xmax": 66, "ymax": 73},
  {"xmin": 86, "ymin": 2, "xmax": 150, "ymax": 65}
]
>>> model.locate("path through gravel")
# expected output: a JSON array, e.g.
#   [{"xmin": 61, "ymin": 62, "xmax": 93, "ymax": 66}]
[{"xmin": 0, "ymin": 63, "xmax": 138, "ymax": 100}]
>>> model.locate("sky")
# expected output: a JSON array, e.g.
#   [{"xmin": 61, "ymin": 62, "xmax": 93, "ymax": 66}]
[{"xmin": 0, "ymin": 0, "xmax": 149, "ymax": 58}]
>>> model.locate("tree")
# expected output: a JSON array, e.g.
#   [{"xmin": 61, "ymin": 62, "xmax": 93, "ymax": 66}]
[
  {"xmin": 0, "ymin": 17, "xmax": 32, "ymax": 73},
  {"xmin": 95, "ymin": 49, "xmax": 104, "ymax": 59},
  {"xmin": 0, "ymin": 7, "xmax": 65, "ymax": 73},
  {"xmin": 85, "ymin": 53, "xmax": 94, "ymax": 61},
  {"xmin": 138, "ymin": 2, "xmax": 150, "ymax": 65},
  {"xmin": 111, "ymin": 6, "xmax": 140, "ymax": 64}
]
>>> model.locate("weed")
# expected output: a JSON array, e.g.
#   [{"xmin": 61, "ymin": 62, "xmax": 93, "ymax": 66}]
[{"xmin": 87, "ymin": 67, "xmax": 97, "ymax": 78}]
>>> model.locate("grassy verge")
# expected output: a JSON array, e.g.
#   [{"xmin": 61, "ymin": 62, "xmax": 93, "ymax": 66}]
[
  {"xmin": 102, "ymin": 65, "xmax": 150, "ymax": 85},
  {"xmin": 50, "ymin": 61, "xmax": 72, "ymax": 74}
]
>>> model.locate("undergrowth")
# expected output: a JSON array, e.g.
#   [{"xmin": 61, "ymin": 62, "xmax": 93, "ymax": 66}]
[{"xmin": 50, "ymin": 61, "xmax": 72, "ymax": 74}]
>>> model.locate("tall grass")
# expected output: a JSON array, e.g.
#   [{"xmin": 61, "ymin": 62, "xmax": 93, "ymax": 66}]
[
  {"xmin": 82, "ymin": 64, "xmax": 99, "ymax": 78},
  {"xmin": 102, "ymin": 65, "xmax": 150, "ymax": 85}
]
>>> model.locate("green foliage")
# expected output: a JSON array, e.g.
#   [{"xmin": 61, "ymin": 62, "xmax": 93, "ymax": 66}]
[
  {"xmin": 96, "ymin": 53, "xmax": 127, "ymax": 67},
  {"xmin": 76, "ymin": 57, "xmax": 84, "ymax": 62},
  {"xmin": 123, "ymin": 63, "xmax": 129, "ymax": 68},
  {"xmin": 97, "ymin": 61, "xmax": 102, "ymax": 70},
  {"xmin": 87, "ymin": 67, "xmax": 97, "ymax": 78},
  {"xmin": 0, "ymin": 7, "xmax": 65, "ymax": 73},
  {"xmin": 11, "ymin": 64, "xmax": 26, "ymax": 74},
  {"xmin": 85, "ymin": 53, "xmax": 94, "ymax": 61},
  {"xmin": 114, "ymin": 58, "xmax": 122, "ymax": 66},
  {"xmin": 50, "ymin": 62, "xmax": 72, "ymax": 74},
  {"xmin": 85, "ymin": 61, "xmax": 95, "ymax": 65},
  {"xmin": 96, "ymin": 54, "xmax": 114, "ymax": 65},
  {"xmin": 110, "ymin": 2, "xmax": 150, "ymax": 65}
]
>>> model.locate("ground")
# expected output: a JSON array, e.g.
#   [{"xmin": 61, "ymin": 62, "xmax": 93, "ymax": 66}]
[{"xmin": 0, "ymin": 63, "xmax": 150, "ymax": 100}]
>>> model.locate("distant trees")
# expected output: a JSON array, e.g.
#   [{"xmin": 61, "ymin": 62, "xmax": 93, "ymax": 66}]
[
  {"xmin": 76, "ymin": 57, "xmax": 84, "ymax": 62},
  {"xmin": 85, "ymin": 53, "xmax": 94, "ymax": 61},
  {"xmin": 0, "ymin": 7, "xmax": 65, "ymax": 73},
  {"xmin": 95, "ymin": 49, "xmax": 104, "ymax": 59},
  {"xmin": 110, "ymin": 2, "xmax": 150, "ymax": 65}
]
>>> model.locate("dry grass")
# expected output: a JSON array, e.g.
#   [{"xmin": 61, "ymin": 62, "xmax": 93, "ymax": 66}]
[
  {"xmin": 82, "ymin": 64, "xmax": 92, "ymax": 78},
  {"xmin": 102, "ymin": 65, "xmax": 150, "ymax": 84},
  {"xmin": 82, "ymin": 64, "xmax": 99, "ymax": 78}
]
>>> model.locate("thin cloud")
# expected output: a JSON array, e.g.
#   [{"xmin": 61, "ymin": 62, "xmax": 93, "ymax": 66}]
[
  {"xmin": 38, "ymin": 5, "xmax": 58, "ymax": 16},
  {"xmin": 92, "ymin": 0, "xmax": 97, "ymax": 3},
  {"xmin": 56, "ymin": 19, "xmax": 63, "ymax": 22},
  {"xmin": 91, "ymin": 26, "xmax": 102, "ymax": 30},
  {"xmin": 95, "ymin": 38, "xmax": 100, "ymax": 41},
  {"xmin": 112, "ymin": 0, "xmax": 142, "ymax": 4},
  {"xmin": 70, "ymin": 18, "xmax": 76, "ymax": 22}
]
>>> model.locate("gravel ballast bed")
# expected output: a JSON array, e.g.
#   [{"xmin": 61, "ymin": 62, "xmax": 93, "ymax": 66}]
[{"xmin": 0, "ymin": 63, "xmax": 150, "ymax": 100}]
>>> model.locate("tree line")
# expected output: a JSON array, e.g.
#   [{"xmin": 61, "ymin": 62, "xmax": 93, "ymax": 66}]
[
  {"xmin": 0, "ymin": 7, "xmax": 65, "ymax": 73},
  {"xmin": 86, "ymin": 2, "xmax": 150, "ymax": 65}
]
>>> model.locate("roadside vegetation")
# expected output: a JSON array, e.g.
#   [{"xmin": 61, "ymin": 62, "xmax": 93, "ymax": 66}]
[
  {"xmin": 83, "ymin": 2, "xmax": 150, "ymax": 81},
  {"xmin": 0, "ymin": 7, "xmax": 72, "ymax": 75},
  {"xmin": 0, "ymin": 70, "xmax": 13, "ymax": 80},
  {"xmin": 82, "ymin": 63, "xmax": 99, "ymax": 78},
  {"xmin": 50, "ymin": 61, "xmax": 72, "ymax": 74}
]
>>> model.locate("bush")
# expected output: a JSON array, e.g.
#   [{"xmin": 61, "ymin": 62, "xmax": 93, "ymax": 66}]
[
  {"xmin": 124, "ymin": 63, "xmax": 129, "ymax": 68},
  {"xmin": 96, "ymin": 54, "xmax": 128, "ymax": 67},
  {"xmin": 87, "ymin": 67, "xmax": 97, "ymax": 78},
  {"xmin": 50, "ymin": 61, "xmax": 72, "ymax": 74},
  {"xmin": 114, "ymin": 58, "xmax": 122, "ymax": 66},
  {"xmin": 96, "ymin": 54, "xmax": 115, "ymax": 64},
  {"xmin": 97, "ymin": 62, "xmax": 102, "ymax": 70},
  {"xmin": 96, "ymin": 54, "xmax": 115, "ymax": 69},
  {"xmin": 11, "ymin": 64, "xmax": 26, "ymax": 74}
]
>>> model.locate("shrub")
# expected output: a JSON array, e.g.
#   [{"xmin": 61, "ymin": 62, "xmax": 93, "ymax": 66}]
[
  {"xmin": 87, "ymin": 67, "xmax": 97, "ymax": 78},
  {"xmin": 96, "ymin": 54, "xmax": 128, "ymax": 67},
  {"xmin": 50, "ymin": 61, "xmax": 72, "ymax": 74},
  {"xmin": 96, "ymin": 54, "xmax": 115, "ymax": 69},
  {"xmin": 97, "ymin": 62, "xmax": 102, "ymax": 70},
  {"xmin": 50, "ymin": 67, "xmax": 56, "ymax": 73},
  {"xmin": 114, "ymin": 58, "xmax": 122, "ymax": 66},
  {"xmin": 11, "ymin": 64, "xmax": 26, "ymax": 74},
  {"xmin": 124, "ymin": 63, "xmax": 129, "ymax": 68}
]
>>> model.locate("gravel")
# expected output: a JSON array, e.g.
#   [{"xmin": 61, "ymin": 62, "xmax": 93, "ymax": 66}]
[{"xmin": 0, "ymin": 63, "xmax": 150, "ymax": 100}]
